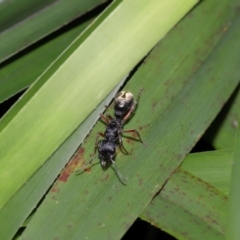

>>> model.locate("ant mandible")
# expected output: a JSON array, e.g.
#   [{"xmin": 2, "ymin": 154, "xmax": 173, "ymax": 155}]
[{"xmin": 75, "ymin": 88, "xmax": 143, "ymax": 184}]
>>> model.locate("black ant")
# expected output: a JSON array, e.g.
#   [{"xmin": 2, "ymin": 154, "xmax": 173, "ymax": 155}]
[{"xmin": 75, "ymin": 88, "xmax": 143, "ymax": 184}]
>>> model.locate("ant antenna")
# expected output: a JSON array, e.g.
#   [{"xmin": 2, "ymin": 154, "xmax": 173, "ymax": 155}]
[
  {"xmin": 75, "ymin": 156, "xmax": 99, "ymax": 175},
  {"xmin": 110, "ymin": 159, "xmax": 127, "ymax": 185}
]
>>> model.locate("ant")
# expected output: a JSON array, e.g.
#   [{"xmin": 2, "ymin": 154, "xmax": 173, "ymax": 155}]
[{"xmin": 75, "ymin": 88, "xmax": 143, "ymax": 184}]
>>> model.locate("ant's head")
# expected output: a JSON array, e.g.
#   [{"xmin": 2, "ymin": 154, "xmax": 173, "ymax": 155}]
[
  {"xmin": 100, "ymin": 158, "xmax": 111, "ymax": 170},
  {"xmin": 98, "ymin": 141, "xmax": 116, "ymax": 170},
  {"xmin": 114, "ymin": 91, "xmax": 134, "ymax": 119}
]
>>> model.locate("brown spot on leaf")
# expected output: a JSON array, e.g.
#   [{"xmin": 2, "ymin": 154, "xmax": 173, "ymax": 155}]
[
  {"xmin": 103, "ymin": 174, "xmax": 109, "ymax": 181},
  {"xmin": 223, "ymin": 26, "xmax": 228, "ymax": 32},
  {"xmin": 67, "ymin": 224, "xmax": 72, "ymax": 229},
  {"xmin": 152, "ymin": 101, "xmax": 158, "ymax": 112},
  {"xmin": 51, "ymin": 184, "xmax": 59, "ymax": 193},
  {"xmin": 58, "ymin": 148, "xmax": 85, "ymax": 182},
  {"xmin": 138, "ymin": 123, "xmax": 150, "ymax": 131}
]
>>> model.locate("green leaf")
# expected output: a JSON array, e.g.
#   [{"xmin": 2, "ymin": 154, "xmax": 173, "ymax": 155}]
[
  {"xmin": 0, "ymin": 0, "xmax": 198, "ymax": 220},
  {"xmin": 204, "ymin": 87, "xmax": 240, "ymax": 150},
  {"xmin": 0, "ymin": 17, "xmax": 93, "ymax": 103},
  {"xmin": 0, "ymin": 0, "xmax": 108, "ymax": 63},
  {"xmin": 0, "ymin": 82, "xmax": 124, "ymax": 240},
  {"xmin": 227, "ymin": 91, "xmax": 240, "ymax": 239},
  {"xmin": 19, "ymin": 1, "xmax": 240, "ymax": 239},
  {"xmin": 182, "ymin": 150, "xmax": 232, "ymax": 195},
  {"xmin": 141, "ymin": 169, "xmax": 227, "ymax": 240},
  {"xmin": 141, "ymin": 149, "xmax": 234, "ymax": 239}
]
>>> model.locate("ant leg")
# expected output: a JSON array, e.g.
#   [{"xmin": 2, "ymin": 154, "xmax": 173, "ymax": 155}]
[
  {"xmin": 110, "ymin": 158, "xmax": 127, "ymax": 185},
  {"xmin": 106, "ymin": 113, "xmax": 114, "ymax": 121},
  {"xmin": 75, "ymin": 132, "xmax": 104, "ymax": 174},
  {"xmin": 118, "ymin": 135, "xmax": 129, "ymax": 155},
  {"xmin": 122, "ymin": 88, "xmax": 143, "ymax": 124},
  {"xmin": 101, "ymin": 105, "xmax": 114, "ymax": 122},
  {"xmin": 100, "ymin": 113, "xmax": 114, "ymax": 124},
  {"xmin": 75, "ymin": 155, "xmax": 99, "ymax": 174},
  {"xmin": 100, "ymin": 114, "xmax": 109, "ymax": 124},
  {"xmin": 122, "ymin": 104, "xmax": 136, "ymax": 124},
  {"xmin": 123, "ymin": 129, "xmax": 143, "ymax": 143},
  {"xmin": 104, "ymin": 105, "xmax": 113, "ymax": 116},
  {"xmin": 94, "ymin": 132, "xmax": 105, "ymax": 153}
]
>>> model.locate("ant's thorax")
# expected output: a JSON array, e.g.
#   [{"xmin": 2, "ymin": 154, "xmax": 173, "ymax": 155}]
[{"xmin": 104, "ymin": 118, "xmax": 122, "ymax": 142}]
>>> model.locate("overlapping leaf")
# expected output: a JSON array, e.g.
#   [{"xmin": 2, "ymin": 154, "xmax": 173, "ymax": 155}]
[{"xmin": 0, "ymin": 0, "xmax": 108, "ymax": 63}]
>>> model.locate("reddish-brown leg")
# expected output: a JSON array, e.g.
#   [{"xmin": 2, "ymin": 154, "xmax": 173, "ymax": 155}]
[
  {"xmin": 106, "ymin": 113, "xmax": 114, "ymax": 121},
  {"xmin": 100, "ymin": 114, "xmax": 110, "ymax": 124},
  {"xmin": 122, "ymin": 129, "xmax": 143, "ymax": 143}
]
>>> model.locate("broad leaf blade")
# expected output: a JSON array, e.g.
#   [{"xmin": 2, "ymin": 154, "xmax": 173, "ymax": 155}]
[
  {"xmin": 0, "ymin": 17, "xmax": 93, "ymax": 103},
  {"xmin": 227, "ymin": 79, "xmax": 240, "ymax": 238},
  {"xmin": 0, "ymin": 0, "xmax": 198, "ymax": 216},
  {"xmin": 0, "ymin": 0, "xmax": 108, "ymax": 63},
  {"xmin": 204, "ymin": 87, "xmax": 240, "ymax": 150},
  {"xmin": 182, "ymin": 150, "xmax": 232, "ymax": 195},
  {"xmin": 141, "ymin": 169, "xmax": 227, "ymax": 240},
  {"xmin": 0, "ymin": 82, "xmax": 124, "ymax": 240},
  {"xmin": 20, "ymin": 2, "xmax": 240, "ymax": 239}
]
